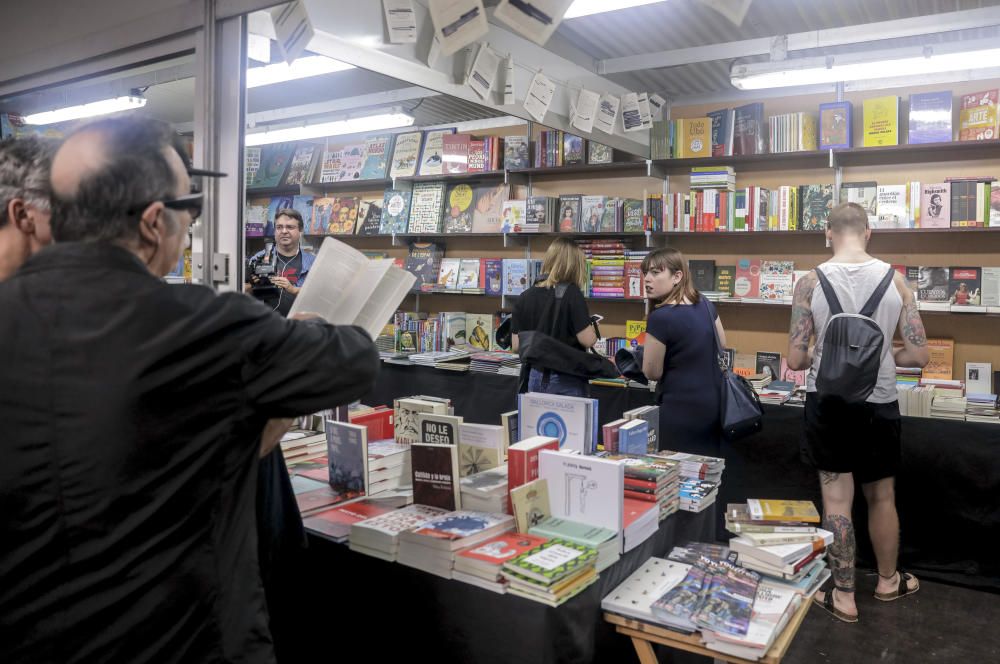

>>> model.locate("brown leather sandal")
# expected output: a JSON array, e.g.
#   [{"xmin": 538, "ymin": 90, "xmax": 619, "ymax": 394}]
[
  {"xmin": 812, "ymin": 584, "xmax": 859, "ymax": 623},
  {"xmin": 873, "ymin": 570, "xmax": 920, "ymax": 601}
]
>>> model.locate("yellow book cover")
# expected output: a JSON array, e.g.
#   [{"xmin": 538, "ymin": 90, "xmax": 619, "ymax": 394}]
[
  {"xmin": 680, "ymin": 118, "xmax": 712, "ymax": 158},
  {"xmin": 747, "ymin": 499, "xmax": 821, "ymax": 523},
  {"xmin": 626, "ymin": 320, "xmax": 647, "ymax": 346},
  {"xmin": 923, "ymin": 338, "xmax": 955, "ymax": 380},
  {"xmin": 958, "ymin": 90, "xmax": 998, "ymax": 141},
  {"xmin": 863, "ymin": 96, "xmax": 900, "ymax": 147},
  {"xmin": 510, "ymin": 478, "xmax": 551, "ymax": 533},
  {"xmin": 788, "ymin": 186, "xmax": 799, "ymax": 231},
  {"xmin": 800, "ymin": 113, "xmax": 818, "ymax": 151}
]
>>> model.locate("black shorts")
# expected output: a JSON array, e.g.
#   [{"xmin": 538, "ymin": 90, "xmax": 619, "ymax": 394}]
[{"xmin": 801, "ymin": 395, "xmax": 901, "ymax": 484}]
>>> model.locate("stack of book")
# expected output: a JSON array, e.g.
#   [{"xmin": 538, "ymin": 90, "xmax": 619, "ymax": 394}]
[
  {"xmin": 469, "ymin": 351, "xmax": 521, "ymax": 375},
  {"xmin": 459, "ymin": 466, "xmax": 509, "ymax": 513},
  {"xmin": 897, "ymin": 383, "xmax": 935, "ymax": 417},
  {"xmin": 678, "ymin": 478, "xmax": 719, "ymax": 512},
  {"xmin": 279, "ymin": 428, "xmax": 327, "ymax": 467},
  {"xmin": 303, "ymin": 493, "xmax": 410, "ymax": 543},
  {"xmin": 651, "ymin": 557, "xmax": 759, "ymax": 635},
  {"xmin": 529, "ymin": 517, "xmax": 620, "ymax": 572},
  {"xmin": 622, "ymin": 497, "xmax": 660, "ymax": 552},
  {"xmin": 453, "ymin": 532, "xmax": 548, "ymax": 594},
  {"xmin": 690, "ymin": 166, "xmax": 736, "ymax": 190},
  {"xmin": 701, "ymin": 579, "xmax": 804, "ymax": 661},
  {"xmin": 367, "ymin": 439, "xmax": 412, "ymax": 495},
  {"xmin": 748, "ymin": 373, "xmax": 773, "ymax": 393},
  {"xmin": 409, "ymin": 348, "xmax": 471, "ymax": 368},
  {"xmin": 349, "ymin": 503, "xmax": 449, "ymax": 561},
  {"xmin": 501, "ymin": 538, "xmax": 600, "ymax": 607},
  {"xmin": 931, "ymin": 392, "xmax": 968, "ymax": 420},
  {"xmin": 579, "ymin": 239, "xmax": 626, "ymax": 299},
  {"xmin": 655, "ymin": 451, "xmax": 726, "ymax": 485},
  {"xmin": 397, "ymin": 511, "xmax": 515, "ymax": 579},
  {"xmin": 965, "ymin": 393, "xmax": 1000, "ymax": 423},
  {"xmin": 727, "ymin": 500, "xmax": 832, "ymax": 583},
  {"xmin": 607, "ymin": 455, "xmax": 680, "ymax": 520},
  {"xmin": 756, "ymin": 380, "xmax": 794, "ymax": 405}
]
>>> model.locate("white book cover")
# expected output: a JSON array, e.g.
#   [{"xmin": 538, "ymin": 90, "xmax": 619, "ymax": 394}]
[
  {"xmin": 981, "ymin": 267, "xmax": 1000, "ymax": 307},
  {"xmin": 875, "ymin": 185, "xmax": 908, "ymax": 229},
  {"xmin": 601, "ymin": 557, "xmax": 691, "ymax": 622},
  {"xmin": 458, "ymin": 423, "xmax": 504, "ymax": 476},
  {"xmin": 594, "ymin": 94, "xmax": 620, "ymax": 135},
  {"xmin": 428, "ymin": 0, "xmax": 488, "ymax": 56},
  {"xmin": 759, "ymin": 260, "xmax": 794, "ymax": 301},
  {"xmin": 493, "ymin": 0, "xmax": 574, "ymax": 46},
  {"xmin": 523, "ymin": 70, "xmax": 555, "ymax": 122},
  {"xmin": 457, "ymin": 258, "xmax": 481, "ymax": 289},
  {"xmin": 352, "ymin": 503, "xmax": 449, "ymax": 539},
  {"xmin": 538, "ymin": 450, "xmax": 624, "ymax": 545},
  {"xmin": 383, "ymin": 0, "xmax": 417, "ymax": 44},
  {"xmin": 437, "ymin": 257, "xmax": 462, "ymax": 290},
  {"xmin": 394, "ymin": 398, "xmax": 448, "ymax": 446},
  {"xmin": 518, "ymin": 392, "xmax": 595, "ymax": 454},
  {"xmin": 288, "ymin": 237, "xmax": 416, "ymax": 339},
  {"xmin": 467, "ymin": 43, "xmax": 502, "ymax": 100},
  {"xmin": 571, "ymin": 88, "xmax": 600, "ymax": 134},
  {"xmin": 965, "ymin": 362, "xmax": 992, "ymax": 395}
]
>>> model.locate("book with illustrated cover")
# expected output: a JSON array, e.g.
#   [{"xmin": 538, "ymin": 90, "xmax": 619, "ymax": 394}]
[
  {"xmin": 799, "ymin": 184, "xmax": 833, "ymax": 230},
  {"xmin": 863, "ymin": 96, "xmax": 900, "ymax": 146},
  {"xmin": 458, "ymin": 532, "xmax": 549, "ymax": 569},
  {"xmin": 692, "ymin": 560, "xmax": 759, "ymax": 637},
  {"xmin": 404, "ymin": 242, "xmax": 445, "ymax": 293},
  {"xmin": 407, "ymin": 182, "xmax": 447, "ymax": 234},
  {"xmin": 308, "ymin": 197, "xmax": 334, "ymax": 235},
  {"xmin": 465, "ymin": 312, "xmax": 492, "ymax": 352},
  {"xmin": 356, "ymin": 198, "xmax": 383, "ymax": 235},
  {"xmin": 563, "ymin": 134, "xmax": 585, "ymax": 165},
  {"xmin": 251, "ymin": 143, "xmax": 295, "ymax": 188},
  {"xmin": 874, "ymin": 185, "xmax": 908, "ymax": 229},
  {"xmin": 316, "ymin": 149, "xmax": 342, "ymax": 184},
  {"xmin": 734, "ymin": 258, "xmax": 761, "ymax": 298},
  {"xmin": 483, "ymin": 258, "xmax": 503, "ymax": 295},
  {"xmin": 457, "ymin": 258, "xmax": 481, "ymax": 291},
  {"xmin": 840, "ymin": 181, "xmax": 878, "ymax": 226},
  {"xmin": 442, "ymin": 133, "xmax": 470, "ymax": 174},
  {"xmin": 503, "ymin": 135, "xmax": 530, "ymax": 170},
  {"xmin": 458, "ymin": 422, "xmax": 504, "ymax": 476},
  {"xmin": 379, "ymin": 189, "xmax": 412, "ymax": 234},
  {"xmin": 959, "ymin": 89, "xmax": 998, "ymax": 141},
  {"xmin": 325, "ymin": 419, "xmax": 368, "ymax": 498},
  {"xmin": 754, "ymin": 352, "xmax": 782, "ymax": 381},
  {"xmin": 819, "ymin": 101, "xmax": 851, "ymax": 149},
  {"xmin": 290, "ymin": 194, "xmax": 313, "ymax": 230},
  {"xmin": 908, "ymin": 91, "xmax": 953, "ymax": 144},
  {"xmin": 389, "ymin": 131, "xmax": 423, "ymax": 178},
  {"xmin": 733, "ymin": 102, "xmax": 766, "ymax": 156},
  {"xmin": 335, "ymin": 144, "xmax": 364, "ymax": 182},
  {"xmin": 651, "ymin": 557, "xmax": 712, "ymax": 632},
  {"xmin": 677, "ymin": 118, "xmax": 711, "ymax": 158},
  {"xmin": 500, "ymin": 200, "xmax": 526, "ymax": 233},
  {"xmin": 419, "ymin": 128, "xmax": 456, "ymax": 176},
  {"xmin": 282, "ymin": 143, "xmax": 318, "ymax": 186},
  {"xmin": 622, "ymin": 199, "xmax": 644, "ymax": 232},
  {"xmin": 503, "ymin": 259, "xmax": 530, "ymax": 295},
  {"xmin": 417, "ymin": 412, "xmax": 463, "ymax": 447},
  {"xmin": 580, "ymin": 196, "xmax": 607, "ymax": 234},
  {"xmin": 948, "ymin": 267, "xmax": 982, "ymax": 306},
  {"xmin": 245, "ymin": 197, "xmax": 269, "ymax": 236},
  {"xmin": 325, "ymin": 196, "xmax": 360, "ymax": 235},
  {"xmin": 558, "ymin": 195, "xmax": 582, "ymax": 232},
  {"xmin": 244, "ymin": 146, "xmax": 262, "ymax": 186},
  {"xmin": 588, "ymin": 142, "xmax": 612, "ymax": 164},
  {"xmin": 437, "ymin": 257, "xmax": 461, "ymax": 290},
  {"xmin": 471, "ymin": 182, "xmax": 510, "ymax": 233},
  {"xmin": 410, "ymin": 442, "xmax": 461, "ymax": 510},
  {"xmin": 502, "ymin": 538, "xmax": 597, "ymax": 584},
  {"xmin": 924, "ymin": 338, "xmax": 955, "ymax": 380},
  {"xmin": 917, "ymin": 266, "xmax": 950, "ymax": 302},
  {"xmin": 403, "ymin": 511, "xmax": 514, "ymax": 550},
  {"xmin": 360, "ymin": 134, "xmax": 393, "ymax": 179},
  {"xmin": 707, "ymin": 108, "xmax": 733, "ymax": 157},
  {"xmin": 510, "ymin": 478, "xmax": 551, "ymax": 533},
  {"xmin": 920, "ymin": 183, "xmax": 950, "ymax": 228},
  {"xmin": 265, "ymin": 195, "xmax": 293, "ymax": 235},
  {"xmin": 443, "ymin": 183, "xmax": 475, "ymax": 233}
]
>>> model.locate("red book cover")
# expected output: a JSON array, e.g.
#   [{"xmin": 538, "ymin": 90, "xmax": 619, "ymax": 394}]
[
  {"xmin": 411, "ymin": 443, "xmax": 460, "ymax": 511},
  {"xmin": 624, "ymin": 478, "xmax": 659, "ymax": 491},
  {"xmin": 624, "ymin": 489, "xmax": 659, "ymax": 503},
  {"xmin": 294, "ymin": 457, "xmax": 329, "ymax": 483},
  {"xmin": 295, "ymin": 485, "xmax": 347, "ymax": 515},
  {"xmin": 734, "ymin": 258, "xmax": 761, "ymax": 298},
  {"xmin": 507, "ymin": 437, "xmax": 559, "ymax": 511},
  {"xmin": 623, "ymin": 497, "xmax": 657, "ymax": 526},
  {"xmin": 350, "ymin": 407, "xmax": 394, "ymax": 440},
  {"xmin": 467, "ymin": 139, "xmax": 485, "ymax": 172},
  {"xmin": 442, "ymin": 134, "xmax": 470, "ymax": 174},
  {"xmin": 303, "ymin": 499, "xmax": 398, "ymax": 540},
  {"xmin": 457, "ymin": 532, "xmax": 548, "ymax": 565}
]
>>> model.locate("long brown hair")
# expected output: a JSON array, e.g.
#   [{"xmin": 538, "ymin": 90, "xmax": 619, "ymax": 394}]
[
  {"xmin": 539, "ymin": 237, "xmax": 588, "ymax": 291},
  {"xmin": 641, "ymin": 247, "xmax": 700, "ymax": 305}
]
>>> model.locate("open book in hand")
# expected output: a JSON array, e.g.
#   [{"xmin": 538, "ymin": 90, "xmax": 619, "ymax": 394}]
[{"xmin": 288, "ymin": 237, "xmax": 416, "ymax": 339}]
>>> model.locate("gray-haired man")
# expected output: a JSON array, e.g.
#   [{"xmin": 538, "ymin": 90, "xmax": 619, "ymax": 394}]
[{"xmin": 0, "ymin": 136, "xmax": 56, "ymax": 280}]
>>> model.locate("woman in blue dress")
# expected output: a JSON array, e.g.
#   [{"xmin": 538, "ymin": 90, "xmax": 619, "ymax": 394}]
[{"xmin": 641, "ymin": 248, "xmax": 727, "ymax": 456}]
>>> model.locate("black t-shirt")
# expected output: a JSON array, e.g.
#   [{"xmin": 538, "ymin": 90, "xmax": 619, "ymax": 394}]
[
  {"xmin": 249, "ymin": 250, "xmax": 303, "ymax": 317},
  {"xmin": 512, "ymin": 283, "xmax": 592, "ymax": 351}
]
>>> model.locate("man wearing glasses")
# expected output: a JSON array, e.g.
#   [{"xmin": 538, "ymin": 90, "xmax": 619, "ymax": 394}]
[
  {"xmin": 0, "ymin": 136, "xmax": 56, "ymax": 281},
  {"xmin": 0, "ymin": 117, "xmax": 379, "ymax": 663},
  {"xmin": 245, "ymin": 208, "xmax": 315, "ymax": 316}
]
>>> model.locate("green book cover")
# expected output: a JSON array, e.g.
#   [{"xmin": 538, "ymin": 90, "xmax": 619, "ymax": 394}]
[
  {"xmin": 502, "ymin": 537, "xmax": 597, "ymax": 584},
  {"xmin": 528, "ymin": 517, "xmax": 616, "ymax": 548},
  {"xmin": 714, "ymin": 266, "xmax": 736, "ymax": 295}
]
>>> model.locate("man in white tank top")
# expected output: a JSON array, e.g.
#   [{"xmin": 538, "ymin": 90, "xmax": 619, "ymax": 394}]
[{"xmin": 787, "ymin": 203, "xmax": 929, "ymax": 623}]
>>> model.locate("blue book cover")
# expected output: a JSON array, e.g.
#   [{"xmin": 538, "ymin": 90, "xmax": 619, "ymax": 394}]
[
  {"xmin": 484, "ymin": 258, "xmax": 503, "ymax": 296},
  {"xmin": 360, "ymin": 134, "xmax": 393, "ymax": 179},
  {"xmin": 819, "ymin": 102, "xmax": 852, "ymax": 149},
  {"xmin": 291, "ymin": 194, "xmax": 314, "ymax": 228},
  {"xmin": 908, "ymin": 90, "xmax": 953, "ymax": 144},
  {"xmin": 618, "ymin": 421, "xmax": 649, "ymax": 456},
  {"xmin": 379, "ymin": 189, "xmax": 412, "ymax": 234},
  {"xmin": 325, "ymin": 419, "xmax": 368, "ymax": 497},
  {"xmin": 503, "ymin": 259, "xmax": 530, "ymax": 295}
]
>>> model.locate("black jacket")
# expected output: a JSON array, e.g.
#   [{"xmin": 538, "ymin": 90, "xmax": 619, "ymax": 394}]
[{"xmin": 0, "ymin": 243, "xmax": 379, "ymax": 663}]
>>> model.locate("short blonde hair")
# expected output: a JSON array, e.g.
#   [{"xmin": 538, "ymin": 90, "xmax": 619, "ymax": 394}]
[{"xmin": 539, "ymin": 237, "xmax": 587, "ymax": 291}]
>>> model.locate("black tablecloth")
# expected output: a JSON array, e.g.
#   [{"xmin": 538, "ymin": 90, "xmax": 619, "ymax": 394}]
[{"xmin": 363, "ymin": 362, "xmax": 1000, "ymax": 591}]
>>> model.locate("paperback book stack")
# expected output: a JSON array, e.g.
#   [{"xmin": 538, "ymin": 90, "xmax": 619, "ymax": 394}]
[
  {"xmin": 690, "ymin": 166, "xmax": 736, "ymax": 191},
  {"xmin": 727, "ymin": 500, "xmax": 832, "ymax": 584},
  {"xmin": 607, "ymin": 455, "xmax": 681, "ymax": 520},
  {"xmin": 459, "ymin": 467, "xmax": 509, "ymax": 513},
  {"xmin": 280, "ymin": 429, "xmax": 327, "ymax": 467},
  {"xmin": 367, "ymin": 439, "xmax": 412, "ymax": 495},
  {"xmin": 965, "ymin": 393, "xmax": 1000, "ymax": 423},
  {"xmin": 529, "ymin": 517, "xmax": 620, "ymax": 572},
  {"xmin": 622, "ymin": 498, "xmax": 660, "ymax": 552},
  {"xmin": 453, "ymin": 532, "xmax": 549, "ymax": 594},
  {"xmin": 469, "ymin": 351, "xmax": 521, "ymax": 375},
  {"xmin": 397, "ymin": 511, "xmax": 515, "ymax": 579},
  {"xmin": 930, "ymin": 391, "xmax": 968, "ymax": 421},
  {"xmin": 652, "ymin": 451, "xmax": 724, "ymax": 513},
  {"xmin": 349, "ymin": 503, "xmax": 449, "ymax": 561},
  {"xmin": 650, "ymin": 557, "xmax": 759, "ymax": 636},
  {"xmin": 410, "ymin": 348, "xmax": 471, "ymax": 368},
  {"xmin": 701, "ymin": 579, "xmax": 804, "ymax": 661},
  {"xmin": 579, "ymin": 239, "xmax": 626, "ymax": 299},
  {"xmin": 501, "ymin": 538, "xmax": 600, "ymax": 607},
  {"xmin": 303, "ymin": 493, "xmax": 410, "ymax": 543},
  {"xmin": 678, "ymin": 479, "xmax": 719, "ymax": 512}
]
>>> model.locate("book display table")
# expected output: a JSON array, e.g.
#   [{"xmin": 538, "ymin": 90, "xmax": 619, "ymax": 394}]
[
  {"xmin": 302, "ymin": 507, "xmax": 715, "ymax": 664},
  {"xmin": 604, "ymin": 596, "xmax": 812, "ymax": 664},
  {"xmin": 364, "ymin": 362, "xmax": 1000, "ymax": 590}
]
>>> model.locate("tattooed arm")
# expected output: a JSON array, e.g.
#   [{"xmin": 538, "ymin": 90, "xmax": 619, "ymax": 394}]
[
  {"xmin": 787, "ymin": 270, "xmax": 817, "ymax": 371},
  {"xmin": 893, "ymin": 272, "xmax": 930, "ymax": 368}
]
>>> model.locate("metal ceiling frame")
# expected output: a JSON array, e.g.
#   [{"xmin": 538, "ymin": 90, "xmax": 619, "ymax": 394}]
[{"xmin": 596, "ymin": 6, "xmax": 1000, "ymax": 75}]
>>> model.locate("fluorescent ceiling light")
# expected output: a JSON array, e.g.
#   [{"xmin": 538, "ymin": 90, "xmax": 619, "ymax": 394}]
[
  {"xmin": 565, "ymin": 0, "xmax": 668, "ymax": 19},
  {"xmin": 246, "ymin": 55, "xmax": 355, "ymax": 88},
  {"xmin": 732, "ymin": 45, "xmax": 1000, "ymax": 90},
  {"xmin": 245, "ymin": 112, "xmax": 415, "ymax": 146},
  {"xmin": 23, "ymin": 95, "xmax": 147, "ymax": 125}
]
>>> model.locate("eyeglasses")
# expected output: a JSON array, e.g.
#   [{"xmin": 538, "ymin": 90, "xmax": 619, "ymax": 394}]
[{"xmin": 129, "ymin": 192, "xmax": 203, "ymax": 220}]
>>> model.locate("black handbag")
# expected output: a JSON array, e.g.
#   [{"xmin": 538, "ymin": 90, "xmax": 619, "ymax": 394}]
[
  {"xmin": 517, "ymin": 284, "xmax": 619, "ymax": 387},
  {"xmin": 702, "ymin": 298, "xmax": 763, "ymax": 441}
]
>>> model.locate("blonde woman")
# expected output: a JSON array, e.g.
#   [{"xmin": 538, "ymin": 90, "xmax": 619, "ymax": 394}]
[
  {"xmin": 641, "ymin": 248, "xmax": 728, "ymax": 455},
  {"xmin": 512, "ymin": 237, "xmax": 598, "ymax": 396}
]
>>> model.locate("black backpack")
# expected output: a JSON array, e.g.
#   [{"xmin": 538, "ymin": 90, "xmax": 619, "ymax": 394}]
[{"xmin": 814, "ymin": 266, "xmax": 896, "ymax": 405}]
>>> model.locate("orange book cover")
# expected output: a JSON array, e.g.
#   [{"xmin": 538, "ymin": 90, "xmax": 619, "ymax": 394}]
[
  {"xmin": 959, "ymin": 89, "xmax": 999, "ymax": 141},
  {"xmin": 923, "ymin": 338, "xmax": 955, "ymax": 380}
]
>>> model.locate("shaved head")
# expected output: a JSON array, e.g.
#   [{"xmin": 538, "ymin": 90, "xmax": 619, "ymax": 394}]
[{"xmin": 50, "ymin": 117, "xmax": 183, "ymax": 244}]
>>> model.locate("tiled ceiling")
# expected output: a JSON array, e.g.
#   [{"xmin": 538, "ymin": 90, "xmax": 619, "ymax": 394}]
[{"xmin": 555, "ymin": 0, "xmax": 1000, "ymax": 100}]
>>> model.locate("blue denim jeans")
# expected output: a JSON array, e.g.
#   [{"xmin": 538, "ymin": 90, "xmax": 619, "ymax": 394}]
[{"xmin": 527, "ymin": 368, "xmax": 589, "ymax": 397}]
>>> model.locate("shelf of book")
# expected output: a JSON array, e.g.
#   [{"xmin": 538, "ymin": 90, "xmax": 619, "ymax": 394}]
[
  {"xmin": 653, "ymin": 150, "xmax": 832, "ymax": 174},
  {"xmin": 299, "ymin": 179, "xmax": 393, "ymax": 194},
  {"xmin": 395, "ymin": 170, "xmax": 506, "ymax": 184},
  {"xmin": 510, "ymin": 162, "xmax": 653, "ymax": 178},
  {"xmin": 713, "ymin": 299, "xmax": 1000, "ymax": 318}
]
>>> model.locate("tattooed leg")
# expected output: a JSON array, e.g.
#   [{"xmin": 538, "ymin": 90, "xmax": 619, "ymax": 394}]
[{"xmin": 824, "ymin": 513, "xmax": 856, "ymax": 593}]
